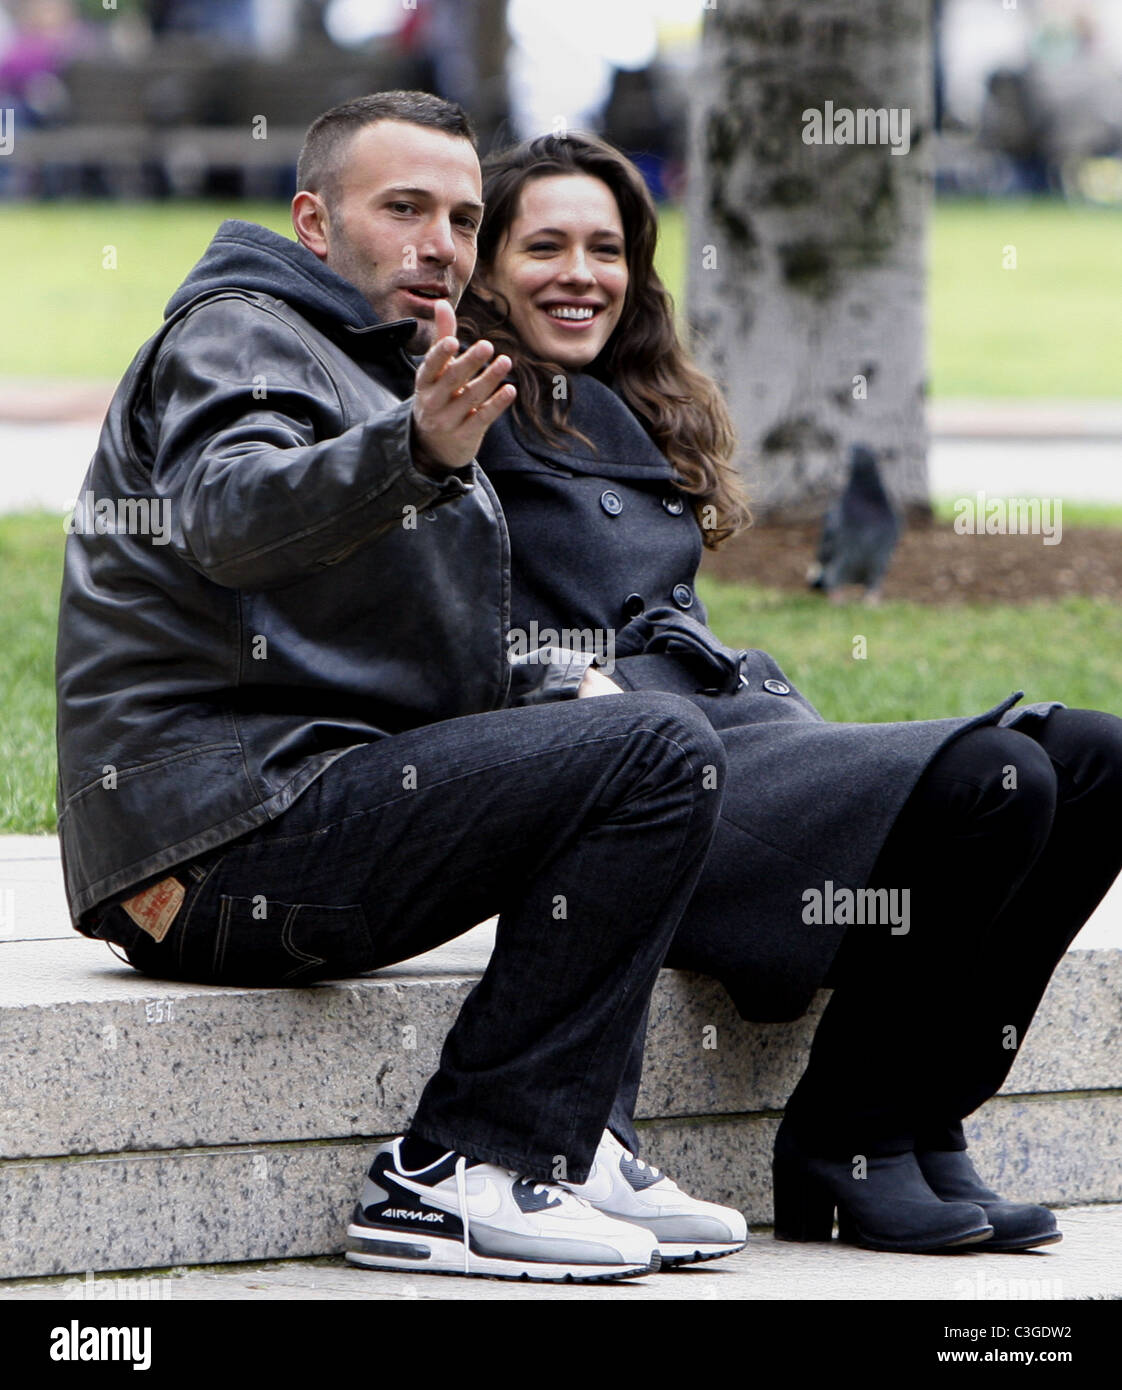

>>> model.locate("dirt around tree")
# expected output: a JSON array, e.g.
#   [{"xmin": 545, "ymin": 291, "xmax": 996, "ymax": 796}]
[{"xmin": 702, "ymin": 520, "xmax": 1122, "ymax": 604}]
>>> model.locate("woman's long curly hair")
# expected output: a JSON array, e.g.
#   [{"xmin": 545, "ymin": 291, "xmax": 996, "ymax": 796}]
[{"xmin": 457, "ymin": 132, "xmax": 751, "ymax": 549}]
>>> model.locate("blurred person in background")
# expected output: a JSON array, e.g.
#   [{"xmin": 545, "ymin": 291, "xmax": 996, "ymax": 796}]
[
  {"xmin": 144, "ymin": 0, "xmax": 258, "ymax": 47},
  {"xmin": 0, "ymin": 0, "xmax": 89, "ymax": 127}
]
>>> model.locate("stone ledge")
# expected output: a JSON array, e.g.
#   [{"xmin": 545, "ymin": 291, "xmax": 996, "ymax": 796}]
[{"xmin": 1, "ymin": 934, "xmax": 1119, "ymax": 1159}]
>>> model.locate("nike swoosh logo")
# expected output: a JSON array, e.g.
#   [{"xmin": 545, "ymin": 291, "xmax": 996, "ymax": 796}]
[
  {"xmin": 465, "ymin": 1178, "xmax": 502, "ymax": 1218},
  {"xmin": 568, "ymin": 1164, "xmax": 614, "ymax": 1204},
  {"xmin": 390, "ymin": 1169, "xmax": 503, "ymax": 1219}
]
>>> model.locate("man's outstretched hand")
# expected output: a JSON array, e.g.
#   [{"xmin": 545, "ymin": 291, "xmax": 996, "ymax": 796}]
[{"xmin": 412, "ymin": 299, "xmax": 516, "ymax": 473}]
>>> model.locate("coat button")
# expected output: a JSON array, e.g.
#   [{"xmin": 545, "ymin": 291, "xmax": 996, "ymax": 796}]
[
  {"xmin": 600, "ymin": 490, "xmax": 623, "ymax": 516},
  {"xmin": 672, "ymin": 583, "xmax": 694, "ymax": 609},
  {"xmin": 662, "ymin": 494, "xmax": 685, "ymax": 516},
  {"xmin": 763, "ymin": 678, "xmax": 790, "ymax": 695},
  {"xmin": 622, "ymin": 592, "xmax": 645, "ymax": 619}
]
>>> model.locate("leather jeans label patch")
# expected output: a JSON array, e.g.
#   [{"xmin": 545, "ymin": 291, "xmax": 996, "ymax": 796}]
[{"xmin": 121, "ymin": 876, "xmax": 185, "ymax": 942}]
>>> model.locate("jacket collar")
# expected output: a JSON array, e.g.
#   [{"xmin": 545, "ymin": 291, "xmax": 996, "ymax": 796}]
[
  {"xmin": 164, "ymin": 218, "xmax": 420, "ymax": 364},
  {"xmin": 492, "ymin": 372, "xmax": 679, "ymax": 483}
]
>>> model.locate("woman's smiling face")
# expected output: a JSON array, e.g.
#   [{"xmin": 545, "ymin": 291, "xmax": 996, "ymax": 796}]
[{"xmin": 482, "ymin": 173, "xmax": 629, "ymax": 370}]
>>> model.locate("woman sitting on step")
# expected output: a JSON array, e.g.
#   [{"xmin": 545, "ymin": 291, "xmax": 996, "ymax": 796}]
[{"xmin": 456, "ymin": 130, "xmax": 1122, "ymax": 1255}]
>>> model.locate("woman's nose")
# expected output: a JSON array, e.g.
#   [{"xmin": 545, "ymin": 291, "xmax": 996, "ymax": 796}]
[{"xmin": 557, "ymin": 250, "xmax": 595, "ymax": 285}]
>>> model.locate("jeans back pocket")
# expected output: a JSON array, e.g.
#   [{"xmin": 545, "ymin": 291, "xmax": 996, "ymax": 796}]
[{"xmin": 212, "ymin": 896, "xmax": 374, "ymax": 985}]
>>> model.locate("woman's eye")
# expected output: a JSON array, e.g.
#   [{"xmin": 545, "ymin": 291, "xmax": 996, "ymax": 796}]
[
  {"xmin": 596, "ymin": 245, "xmax": 623, "ymax": 257},
  {"xmin": 528, "ymin": 242, "xmax": 559, "ymax": 253}
]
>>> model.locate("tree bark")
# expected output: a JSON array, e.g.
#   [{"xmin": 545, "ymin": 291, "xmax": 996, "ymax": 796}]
[
  {"xmin": 429, "ymin": 0, "xmax": 510, "ymax": 151},
  {"xmin": 687, "ymin": 0, "xmax": 934, "ymax": 523}
]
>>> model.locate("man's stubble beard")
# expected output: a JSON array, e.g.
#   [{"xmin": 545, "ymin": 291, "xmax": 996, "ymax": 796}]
[{"xmin": 325, "ymin": 206, "xmax": 442, "ymax": 354}]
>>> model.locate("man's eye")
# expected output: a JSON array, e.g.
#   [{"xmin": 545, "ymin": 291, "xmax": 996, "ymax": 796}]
[
  {"xmin": 389, "ymin": 202, "xmax": 416, "ymax": 214},
  {"xmin": 456, "ymin": 217, "xmax": 479, "ymax": 232}
]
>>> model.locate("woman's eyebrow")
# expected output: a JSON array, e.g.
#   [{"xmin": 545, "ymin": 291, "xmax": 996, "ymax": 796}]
[{"xmin": 519, "ymin": 226, "xmax": 623, "ymax": 239}]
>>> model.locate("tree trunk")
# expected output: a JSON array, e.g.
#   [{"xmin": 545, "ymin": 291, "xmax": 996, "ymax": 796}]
[
  {"xmin": 687, "ymin": 0, "xmax": 934, "ymax": 523},
  {"xmin": 429, "ymin": 0, "xmax": 510, "ymax": 151}
]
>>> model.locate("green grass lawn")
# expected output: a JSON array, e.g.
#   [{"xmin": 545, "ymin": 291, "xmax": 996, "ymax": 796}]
[
  {"xmin": 0, "ymin": 201, "xmax": 295, "ymax": 381},
  {"xmin": 6, "ymin": 510, "xmax": 1120, "ymax": 835},
  {"xmin": 928, "ymin": 199, "xmax": 1122, "ymax": 398},
  {"xmin": 698, "ymin": 575, "xmax": 1122, "ymax": 727},
  {"xmin": 930, "ymin": 496, "xmax": 1122, "ymax": 529},
  {"xmin": 0, "ymin": 198, "xmax": 1118, "ymax": 396},
  {"xmin": 0, "ymin": 513, "xmax": 66, "ymax": 833}
]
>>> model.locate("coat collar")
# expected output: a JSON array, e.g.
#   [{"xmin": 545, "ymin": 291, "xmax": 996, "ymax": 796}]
[{"xmin": 484, "ymin": 372, "xmax": 680, "ymax": 483}]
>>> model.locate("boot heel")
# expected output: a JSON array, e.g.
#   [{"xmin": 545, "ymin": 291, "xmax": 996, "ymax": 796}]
[{"xmin": 772, "ymin": 1159, "xmax": 836, "ymax": 1241}]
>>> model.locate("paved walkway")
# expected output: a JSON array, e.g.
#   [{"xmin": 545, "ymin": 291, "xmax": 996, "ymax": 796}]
[
  {"xmin": 1, "ymin": 1205, "xmax": 1118, "ymax": 1300},
  {"xmin": 4, "ymin": 383, "xmax": 1121, "ymax": 435},
  {"xmin": 1, "ymin": 392, "xmax": 1120, "ymax": 515}
]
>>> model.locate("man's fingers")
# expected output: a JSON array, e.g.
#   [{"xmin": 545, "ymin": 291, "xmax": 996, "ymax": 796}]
[
  {"xmin": 450, "ymin": 355, "xmax": 512, "ymax": 415},
  {"xmin": 416, "ymin": 338, "xmax": 494, "ymax": 398},
  {"xmin": 415, "ymin": 334, "xmax": 461, "ymax": 390},
  {"xmin": 413, "ymin": 381, "xmax": 515, "ymax": 470},
  {"xmin": 432, "ymin": 339, "xmax": 499, "ymax": 399},
  {"xmin": 466, "ymin": 381, "xmax": 516, "ymax": 430},
  {"xmin": 433, "ymin": 356, "xmax": 513, "ymax": 432},
  {"xmin": 433, "ymin": 298, "xmax": 456, "ymax": 343}
]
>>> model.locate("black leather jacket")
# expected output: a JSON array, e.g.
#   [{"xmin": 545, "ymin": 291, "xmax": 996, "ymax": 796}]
[{"xmin": 55, "ymin": 220, "xmax": 571, "ymax": 928}]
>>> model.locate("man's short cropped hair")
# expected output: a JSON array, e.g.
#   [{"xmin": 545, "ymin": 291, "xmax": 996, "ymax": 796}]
[{"xmin": 296, "ymin": 90, "xmax": 477, "ymax": 214}]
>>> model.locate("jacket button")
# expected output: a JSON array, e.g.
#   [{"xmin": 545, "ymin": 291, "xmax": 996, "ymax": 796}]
[
  {"xmin": 622, "ymin": 592, "xmax": 645, "ymax": 619},
  {"xmin": 763, "ymin": 678, "xmax": 790, "ymax": 695},
  {"xmin": 662, "ymin": 494, "xmax": 685, "ymax": 516},
  {"xmin": 672, "ymin": 583, "xmax": 694, "ymax": 609},
  {"xmin": 600, "ymin": 490, "xmax": 623, "ymax": 516}
]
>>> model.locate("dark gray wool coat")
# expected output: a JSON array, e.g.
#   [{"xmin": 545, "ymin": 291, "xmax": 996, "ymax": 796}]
[{"xmin": 479, "ymin": 372, "xmax": 1066, "ymax": 1022}]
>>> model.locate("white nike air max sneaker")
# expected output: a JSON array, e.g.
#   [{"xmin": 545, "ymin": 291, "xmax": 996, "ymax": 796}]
[
  {"xmin": 561, "ymin": 1130, "xmax": 748, "ymax": 1266},
  {"xmin": 345, "ymin": 1137, "xmax": 660, "ymax": 1282}
]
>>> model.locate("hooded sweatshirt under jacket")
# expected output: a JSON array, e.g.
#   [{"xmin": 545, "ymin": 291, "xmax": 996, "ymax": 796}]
[{"xmin": 55, "ymin": 219, "xmax": 515, "ymax": 927}]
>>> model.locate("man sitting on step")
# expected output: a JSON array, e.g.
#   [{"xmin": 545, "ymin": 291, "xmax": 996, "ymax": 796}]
[{"xmin": 54, "ymin": 90, "xmax": 747, "ymax": 1281}]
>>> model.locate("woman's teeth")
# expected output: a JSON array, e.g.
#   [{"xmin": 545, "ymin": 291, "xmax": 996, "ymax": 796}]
[{"xmin": 546, "ymin": 306, "xmax": 596, "ymax": 321}]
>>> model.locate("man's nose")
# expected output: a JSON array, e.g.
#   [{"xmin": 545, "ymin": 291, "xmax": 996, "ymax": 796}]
[{"xmin": 418, "ymin": 216, "xmax": 457, "ymax": 265}]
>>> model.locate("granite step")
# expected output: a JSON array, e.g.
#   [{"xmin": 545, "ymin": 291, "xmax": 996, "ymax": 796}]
[{"xmin": 1, "ymin": 836, "xmax": 1120, "ymax": 1280}]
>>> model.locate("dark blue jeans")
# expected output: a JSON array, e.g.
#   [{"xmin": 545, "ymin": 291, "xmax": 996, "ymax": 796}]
[{"xmin": 87, "ymin": 692, "xmax": 726, "ymax": 1183}]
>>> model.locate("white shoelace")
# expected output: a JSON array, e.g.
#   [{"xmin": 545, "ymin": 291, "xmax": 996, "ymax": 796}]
[
  {"xmin": 514, "ymin": 1174, "xmax": 576, "ymax": 1206},
  {"xmin": 455, "ymin": 1157, "xmax": 470, "ymax": 1274},
  {"xmin": 453, "ymin": 1162, "xmax": 588, "ymax": 1274}
]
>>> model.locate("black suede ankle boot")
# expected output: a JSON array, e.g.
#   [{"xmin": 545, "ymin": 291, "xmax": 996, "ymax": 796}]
[
  {"xmin": 916, "ymin": 1149, "xmax": 1061, "ymax": 1251},
  {"xmin": 772, "ymin": 1121, "xmax": 994, "ymax": 1254}
]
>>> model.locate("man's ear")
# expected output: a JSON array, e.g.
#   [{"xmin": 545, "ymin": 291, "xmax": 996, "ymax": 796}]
[{"xmin": 292, "ymin": 191, "xmax": 330, "ymax": 261}]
